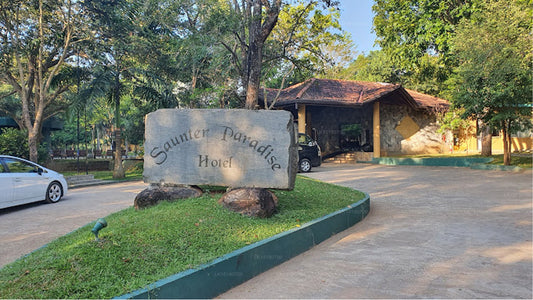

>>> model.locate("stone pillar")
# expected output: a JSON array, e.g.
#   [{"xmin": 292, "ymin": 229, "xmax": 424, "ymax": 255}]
[
  {"xmin": 298, "ymin": 104, "xmax": 306, "ymax": 134},
  {"xmin": 373, "ymin": 101, "xmax": 381, "ymax": 158}
]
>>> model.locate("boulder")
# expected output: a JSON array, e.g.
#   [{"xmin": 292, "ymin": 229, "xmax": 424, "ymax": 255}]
[
  {"xmin": 218, "ymin": 188, "xmax": 278, "ymax": 218},
  {"xmin": 134, "ymin": 184, "xmax": 202, "ymax": 209}
]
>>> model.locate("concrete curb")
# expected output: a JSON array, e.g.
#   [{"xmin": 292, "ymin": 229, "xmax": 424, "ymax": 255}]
[
  {"xmin": 371, "ymin": 157, "xmax": 494, "ymax": 167},
  {"xmin": 115, "ymin": 193, "xmax": 370, "ymax": 299},
  {"xmin": 368, "ymin": 157, "xmax": 526, "ymax": 172},
  {"xmin": 68, "ymin": 179, "xmax": 143, "ymax": 189},
  {"xmin": 68, "ymin": 180, "xmax": 114, "ymax": 189}
]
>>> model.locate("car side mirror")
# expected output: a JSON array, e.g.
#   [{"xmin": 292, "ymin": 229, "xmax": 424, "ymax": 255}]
[{"xmin": 37, "ymin": 167, "xmax": 43, "ymax": 175}]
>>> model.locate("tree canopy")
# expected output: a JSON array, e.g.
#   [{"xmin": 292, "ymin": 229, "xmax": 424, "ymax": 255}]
[
  {"xmin": 371, "ymin": 0, "xmax": 481, "ymax": 96},
  {"xmin": 1, "ymin": 0, "xmax": 351, "ymax": 163},
  {"xmin": 373, "ymin": 0, "xmax": 480, "ymax": 64},
  {"xmin": 449, "ymin": 0, "xmax": 532, "ymax": 164},
  {"xmin": 4, "ymin": 0, "xmax": 527, "ymax": 165},
  {"xmin": 0, "ymin": 0, "xmax": 91, "ymax": 162}
]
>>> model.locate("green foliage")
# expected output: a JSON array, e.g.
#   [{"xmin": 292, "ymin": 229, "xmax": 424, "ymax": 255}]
[
  {"xmin": 340, "ymin": 124, "xmax": 362, "ymax": 139},
  {"xmin": 373, "ymin": 0, "xmax": 480, "ymax": 64},
  {"xmin": 449, "ymin": 0, "xmax": 532, "ymax": 132},
  {"xmin": 0, "ymin": 0, "xmax": 92, "ymax": 161},
  {"xmin": 447, "ymin": 0, "xmax": 532, "ymax": 164},
  {"xmin": 371, "ymin": 0, "xmax": 481, "ymax": 96},
  {"xmin": 63, "ymin": 163, "xmax": 144, "ymax": 181},
  {"xmin": 0, "ymin": 128, "xmax": 29, "ymax": 159},
  {"xmin": 263, "ymin": 1, "xmax": 354, "ymax": 88},
  {"xmin": 2, "ymin": 0, "xmax": 359, "ymax": 159},
  {"xmin": 171, "ymin": 1, "xmax": 238, "ymax": 108},
  {"xmin": 204, "ymin": 0, "xmax": 351, "ymax": 99},
  {"xmin": 437, "ymin": 108, "xmax": 472, "ymax": 133},
  {"xmin": 0, "ymin": 128, "xmax": 49, "ymax": 163},
  {"xmin": 407, "ymin": 54, "xmax": 449, "ymax": 96},
  {"xmin": 342, "ymin": 51, "xmax": 401, "ymax": 83},
  {"xmin": 50, "ymin": 119, "xmax": 91, "ymax": 151},
  {"xmin": 341, "ymin": 50, "xmax": 448, "ymax": 96},
  {"xmin": 0, "ymin": 176, "xmax": 366, "ymax": 299}
]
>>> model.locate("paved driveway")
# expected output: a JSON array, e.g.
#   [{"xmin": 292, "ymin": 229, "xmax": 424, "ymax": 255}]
[
  {"xmin": 0, "ymin": 181, "xmax": 148, "ymax": 268},
  {"xmin": 220, "ymin": 163, "xmax": 532, "ymax": 298}
]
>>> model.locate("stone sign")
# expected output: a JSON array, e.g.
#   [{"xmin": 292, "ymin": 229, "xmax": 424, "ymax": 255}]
[{"xmin": 144, "ymin": 109, "xmax": 298, "ymax": 189}]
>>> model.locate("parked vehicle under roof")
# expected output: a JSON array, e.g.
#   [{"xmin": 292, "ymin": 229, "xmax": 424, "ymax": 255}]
[{"xmin": 298, "ymin": 133, "xmax": 321, "ymax": 172}]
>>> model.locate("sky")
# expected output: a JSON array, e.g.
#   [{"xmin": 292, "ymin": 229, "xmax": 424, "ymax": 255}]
[{"xmin": 337, "ymin": 0, "xmax": 380, "ymax": 55}]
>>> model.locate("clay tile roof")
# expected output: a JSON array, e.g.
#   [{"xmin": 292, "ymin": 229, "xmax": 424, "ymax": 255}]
[
  {"xmin": 264, "ymin": 78, "xmax": 449, "ymax": 110},
  {"xmin": 269, "ymin": 78, "xmax": 401, "ymax": 106},
  {"xmin": 405, "ymin": 89, "xmax": 450, "ymax": 109}
]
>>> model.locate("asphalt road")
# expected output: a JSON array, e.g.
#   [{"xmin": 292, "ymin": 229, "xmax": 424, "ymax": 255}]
[
  {"xmin": 0, "ymin": 181, "xmax": 148, "ymax": 268},
  {"xmin": 219, "ymin": 163, "xmax": 533, "ymax": 299}
]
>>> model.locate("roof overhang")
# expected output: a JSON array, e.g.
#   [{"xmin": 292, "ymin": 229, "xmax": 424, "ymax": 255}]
[{"xmin": 262, "ymin": 78, "xmax": 449, "ymax": 111}]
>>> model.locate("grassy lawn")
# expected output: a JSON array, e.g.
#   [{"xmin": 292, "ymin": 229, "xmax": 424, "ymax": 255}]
[
  {"xmin": 62, "ymin": 161, "xmax": 144, "ymax": 181},
  {"xmin": 0, "ymin": 176, "xmax": 365, "ymax": 299},
  {"xmin": 487, "ymin": 154, "xmax": 532, "ymax": 169},
  {"xmin": 91, "ymin": 163, "xmax": 144, "ymax": 181}
]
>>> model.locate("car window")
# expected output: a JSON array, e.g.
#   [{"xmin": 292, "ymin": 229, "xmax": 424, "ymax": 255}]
[
  {"xmin": 3, "ymin": 158, "xmax": 39, "ymax": 173},
  {"xmin": 0, "ymin": 162, "xmax": 5, "ymax": 173},
  {"xmin": 298, "ymin": 134, "xmax": 313, "ymax": 145}
]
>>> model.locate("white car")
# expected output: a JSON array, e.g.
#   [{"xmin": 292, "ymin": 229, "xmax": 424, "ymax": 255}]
[{"xmin": 0, "ymin": 155, "xmax": 68, "ymax": 209}]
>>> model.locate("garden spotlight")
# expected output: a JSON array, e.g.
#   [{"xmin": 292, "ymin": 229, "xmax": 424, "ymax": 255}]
[{"xmin": 91, "ymin": 218, "xmax": 107, "ymax": 241}]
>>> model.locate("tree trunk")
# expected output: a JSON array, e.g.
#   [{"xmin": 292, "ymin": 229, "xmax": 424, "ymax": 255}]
[
  {"xmin": 480, "ymin": 123, "xmax": 492, "ymax": 156},
  {"xmin": 27, "ymin": 102, "xmax": 44, "ymax": 162},
  {"xmin": 112, "ymin": 70, "xmax": 125, "ymax": 179},
  {"xmin": 244, "ymin": 45, "xmax": 262, "ymax": 109},
  {"xmin": 244, "ymin": 0, "xmax": 263, "ymax": 110},
  {"xmin": 28, "ymin": 131, "xmax": 40, "ymax": 163},
  {"xmin": 97, "ymin": 127, "xmax": 101, "ymax": 150},
  {"xmin": 113, "ymin": 128, "xmax": 125, "ymax": 179},
  {"xmin": 502, "ymin": 122, "xmax": 511, "ymax": 166},
  {"xmin": 241, "ymin": 0, "xmax": 281, "ymax": 109}
]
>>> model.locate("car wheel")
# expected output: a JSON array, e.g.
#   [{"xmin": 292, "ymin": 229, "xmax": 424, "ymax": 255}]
[
  {"xmin": 299, "ymin": 158, "xmax": 312, "ymax": 172},
  {"xmin": 46, "ymin": 182, "xmax": 63, "ymax": 203}
]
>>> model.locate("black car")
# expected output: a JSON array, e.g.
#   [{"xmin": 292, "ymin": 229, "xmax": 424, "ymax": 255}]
[{"xmin": 298, "ymin": 133, "xmax": 321, "ymax": 172}]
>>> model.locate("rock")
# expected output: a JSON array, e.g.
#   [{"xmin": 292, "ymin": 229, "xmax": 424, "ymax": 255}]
[
  {"xmin": 134, "ymin": 184, "xmax": 202, "ymax": 209},
  {"xmin": 143, "ymin": 109, "xmax": 298, "ymax": 190},
  {"xmin": 400, "ymin": 123, "xmax": 445, "ymax": 154},
  {"xmin": 218, "ymin": 188, "xmax": 278, "ymax": 218}
]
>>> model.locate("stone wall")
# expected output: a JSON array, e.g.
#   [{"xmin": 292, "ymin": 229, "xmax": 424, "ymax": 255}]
[
  {"xmin": 298, "ymin": 103, "xmax": 445, "ymax": 157},
  {"xmin": 380, "ymin": 104, "xmax": 446, "ymax": 155}
]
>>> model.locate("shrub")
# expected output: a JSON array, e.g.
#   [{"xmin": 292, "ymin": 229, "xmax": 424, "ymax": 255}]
[{"xmin": 0, "ymin": 128, "xmax": 29, "ymax": 159}]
